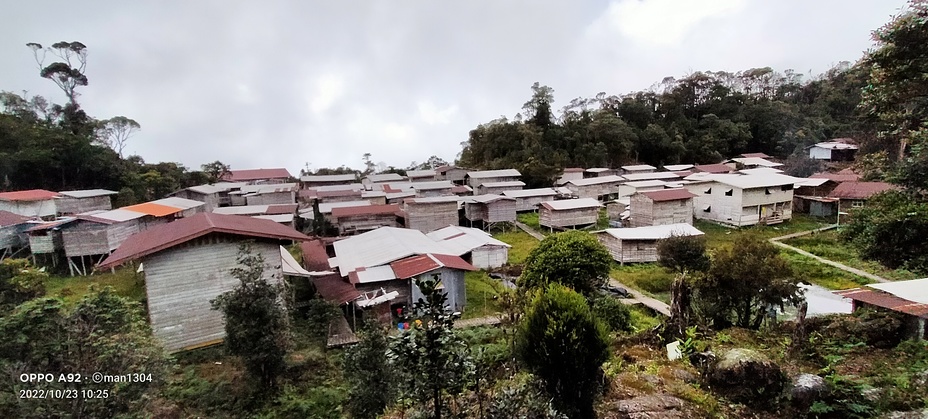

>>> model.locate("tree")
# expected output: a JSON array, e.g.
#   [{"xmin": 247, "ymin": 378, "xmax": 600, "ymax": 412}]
[
  {"xmin": 387, "ymin": 276, "xmax": 473, "ymax": 419},
  {"xmin": 841, "ymin": 190, "xmax": 928, "ymax": 273},
  {"xmin": 211, "ymin": 242, "xmax": 291, "ymax": 391},
  {"xmin": 362, "ymin": 153, "xmax": 375, "ymax": 175},
  {"xmin": 200, "ymin": 160, "xmax": 232, "ymax": 184},
  {"xmin": 343, "ymin": 320, "xmax": 396, "ymax": 418},
  {"xmin": 0, "ymin": 259, "xmax": 46, "ymax": 314},
  {"xmin": 97, "ymin": 116, "xmax": 140, "ymax": 158},
  {"xmin": 26, "ymin": 41, "xmax": 88, "ymax": 105},
  {"xmin": 515, "ymin": 284, "xmax": 610, "ymax": 418},
  {"xmin": 591, "ymin": 295, "xmax": 632, "ymax": 333},
  {"xmin": 657, "ymin": 234, "xmax": 710, "ymax": 338},
  {"xmin": 694, "ymin": 234, "xmax": 803, "ymax": 329},
  {"xmin": 518, "ymin": 231, "xmax": 612, "ymax": 296}
]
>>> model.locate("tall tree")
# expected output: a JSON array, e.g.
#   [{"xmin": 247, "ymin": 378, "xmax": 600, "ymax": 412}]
[
  {"xmin": 343, "ymin": 320, "xmax": 396, "ymax": 418},
  {"xmin": 200, "ymin": 160, "xmax": 232, "ymax": 184},
  {"xmin": 26, "ymin": 41, "xmax": 88, "ymax": 105},
  {"xmin": 97, "ymin": 116, "xmax": 141, "ymax": 158}
]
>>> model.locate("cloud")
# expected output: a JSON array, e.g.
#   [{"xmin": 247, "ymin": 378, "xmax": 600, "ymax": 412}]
[
  {"xmin": 590, "ymin": 0, "xmax": 747, "ymax": 47},
  {"xmin": 417, "ymin": 100, "xmax": 458, "ymax": 125},
  {"xmin": 309, "ymin": 73, "xmax": 346, "ymax": 114}
]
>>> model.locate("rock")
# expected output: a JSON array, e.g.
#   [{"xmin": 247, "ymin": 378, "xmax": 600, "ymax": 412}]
[
  {"xmin": 861, "ymin": 387, "xmax": 883, "ymax": 403},
  {"xmin": 671, "ymin": 368, "xmax": 698, "ymax": 384},
  {"xmin": 616, "ymin": 395, "xmax": 687, "ymax": 419},
  {"xmin": 880, "ymin": 408, "xmax": 928, "ymax": 419},
  {"xmin": 706, "ymin": 348, "xmax": 787, "ymax": 408},
  {"xmin": 790, "ymin": 373, "xmax": 827, "ymax": 408}
]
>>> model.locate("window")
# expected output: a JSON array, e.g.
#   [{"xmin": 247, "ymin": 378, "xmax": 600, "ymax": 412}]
[
  {"xmin": 781, "ymin": 184, "xmax": 792, "ymax": 191},
  {"xmin": 851, "ymin": 200, "xmax": 864, "ymax": 208},
  {"xmin": 679, "ymin": 200, "xmax": 686, "ymax": 207},
  {"xmin": 703, "ymin": 205, "xmax": 711, "ymax": 212},
  {"xmin": 725, "ymin": 189, "xmax": 733, "ymax": 196},
  {"xmin": 765, "ymin": 188, "xmax": 772, "ymax": 195},
  {"xmin": 704, "ymin": 188, "xmax": 712, "ymax": 194}
]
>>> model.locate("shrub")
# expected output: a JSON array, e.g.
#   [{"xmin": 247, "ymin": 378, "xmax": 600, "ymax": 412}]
[{"xmin": 592, "ymin": 296, "xmax": 633, "ymax": 332}]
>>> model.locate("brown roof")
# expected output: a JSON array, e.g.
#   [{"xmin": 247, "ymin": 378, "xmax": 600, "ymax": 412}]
[
  {"xmin": 311, "ymin": 273, "xmax": 361, "ymax": 305},
  {"xmin": 98, "ymin": 212, "xmax": 309, "ymax": 268},
  {"xmin": 300, "ymin": 239, "xmax": 331, "ymax": 272},
  {"xmin": 0, "ymin": 210, "xmax": 30, "ymax": 226},
  {"xmin": 223, "ymin": 168, "xmax": 293, "ymax": 182},
  {"xmin": 672, "ymin": 170, "xmax": 694, "ymax": 177},
  {"xmin": 693, "ymin": 164, "xmax": 732, "ymax": 174},
  {"xmin": 331, "ymin": 204, "xmax": 400, "ymax": 218},
  {"xmin": 836, "ymin": 288, "xmax": 928, "ymax": 318},
  {"xmin": 828, "ymin": 182, "xmax": 895, "ymax": 200},
  {"xmin": 562, "ymin": 167, "xmax": 586, "ymax": 173},
  {"xmin": 639, "ymin": 189, "xmax": 697, "ymax": 202},
  {"xmin": 390, "ymin": 253, "xmax": 476, "ymax": 279},
  {"xmin": 0, "ymin": 189, "xmax": 59, "ymax": 202},
  {"xmin": 316, "ymin": 190, "xmax": 362, "ymax": 198},
  {"xmin": 266, "ymin": 204, "xmax": 299, "ymax": 215},
  {"xmin": 739, "ymin": 152, "xmax": 771, "ymax": 159},
  {"xmin": 451, "ymin": 185, "xmax": 472, "ymax": 194},
  {"xmin": 810, "ymin": 171, "xmax": 860, "ymax": 183}
]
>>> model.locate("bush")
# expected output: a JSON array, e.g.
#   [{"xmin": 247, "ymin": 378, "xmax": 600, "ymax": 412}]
[
  {"xmin": 814, "ymin": 309, "xmax": 907, "ymax": 349},
  {"xmin": 636, "ymin": 274, "xmax": 674, "ymax": 293},
  {"xmin": 592, "ymin": 296, "xmax": 633, "ymax": 332}
]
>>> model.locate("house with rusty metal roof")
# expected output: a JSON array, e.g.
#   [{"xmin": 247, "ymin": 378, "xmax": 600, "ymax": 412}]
[
  {"xmin": 0, "ymin": 210, "xmax": 31, "ymax": 260},
  {"xmin": 836, "ymin": 278, "xmax": 928, "ymax": 340},
  {"xmin": 539, "ymin": 198, "xmax": 602, "ymax": 231},
  {"xmin": 97, "ymin": 212, "xmax": 309, "ymax": 352},
  {"xmin": 827, "ymin": 181, "xmax": 896, "ymax": 210},
  {"xmin": 221, "ymin": 168, "xmax": 293, "ymax": 184},
  {"xmin": 594, "ymin": 223, "xmax": 704, "ymax": 264},
  {"xmin": 0, "ymin": 189, "xmax": 60, "ymax": 219},
  {"xmin": 55, "ymin": 189, "xmax": 117, "ymax": 215},
  {"xmin": 629, "ymin": 189, "xmax": 697, "ymax": 227}
]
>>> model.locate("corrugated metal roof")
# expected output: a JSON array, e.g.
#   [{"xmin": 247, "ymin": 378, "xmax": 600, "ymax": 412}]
[
  {"xmin": 390, "ymin": 253, "xmax": 476, "ymax": 279},
  {"xmin": 385, "ymin": 191, "xmax": 417, "ymax": 200},
  {"xmin": 810, "ymin": 172, "xmax": 861, "ymax": 182},
  {"xmin": 426, "ymin": 225, "xmax": 511, "ymax": 255},
  {"xmin": 451, "ymin": 185, "xmax": 473, "ymax": 194},
  {"xmin": 586, "ymin": 168, "xmax": 614, "ymax": 173},
  {"xmin": 318, "ymin": 201, "xmax": 373, "ymax": 214},
  {"xmin": 598, "ymin": 223, "xmax": 704, "ymax": 240},
  {"xmin": 811, "ymin": 142, "xmax": 859, "ymax": 150},
  {"xmin": 622, "ymin": 164, "xmax": 657, "ymax": 171},
  {"xmin": 405, "ymin": 196, "xmax": 462, "ymax": 204},
  {"xmin": 639, "ymin": 189, "xmax": 696, "ymax": 202},
  {"xmin": 300, "ymin": 239, "xmax": 331, "ymax": 272},
  {"xmin": 57, "ymin": 189, "xmax": 117, "ymax": 198},
  {"xmin": 332, "ymin": 204, "xmax": 400, "ymax": 218},
  {"xmin": 186, "ymin": 184, "xmax": 225, "ymax": 195},
  {"xmin": 366, "ymin": 173, "xmax": 406, "ymax": 182},
  {"xmin": 213, "ymin": 205, "xmax": 271, "ymax": 215},
  {"xmin": 98, "ymin": 212, "xmax": 309, "ymax": 268},
  {"xmin": 836, "ymin": 287, "xmax": 928, "ymax": 318},
  {"xmin": 332, "ymin": 227, "xmax": 457, "ymax": 277},
  {"xmin": 0, "ymin": 210, "xmax": 30, "ymax": 227},
  {"xmin": 152, "ymin": 197, "xmax": 206, "ymax": 211},
  {"xmin": 280, "ymin": 246, "xmax": 312, "ymax": 277},
  {"xmin": 466, "ymin": 169, "xmax": 521, "ymax": 178},
  {"xmin": 240, "ymin": 183, "xmax": 298, "ymax": 194},
  {"xmin": 411, "ymin": 181, "xmax": 455, "ymax": 191},
  {"xmin": 300, "ymin": 174, "xmax": 358, "ymax": 183},
  {"xmin": 739, "ymin": 152, "xmax": 771, "ymax": 158},
  {"xmin": 540, "ymin": 198, "xmax": 602, "ymax": 210},
  {"xmin": 663, "ymin": 164, "xmax": 695, "ymax": 171},
  {"xmin": 26, "ymin": 217, "xmax": 78, "ymax": 232},
  {"xmin": 729, "ymin": 157, "xmax": 784, "ymax": 167},
  {"xmin": 739, "ymin": 167, "xmax": 784, "ymax": 175},
  {"xmin": 693, "ymin": 163, "xmax": 732, "ymax": 173},
  {"xmin": 624, "ymin": 180, "xmax": 669, "ymax": 188},
  {"xmin": 480, "ymin": 180, "xmax": 526, "ymax": 188},
  {"xmin": 76, "ymin": 208, "xmax": 147, "ymax": 224},
  {"xmin": 361, "ymin": 191, "xmax": 387, "ymax": 198},
  {"xmin": 828, "ymin": 182, "xmax": 895, "ymax": 200},
  {"xmin": 868, "ymin": 278, "xmax": 928, "ymax": 304},
  {"xmin": 621, "ymin": 172, "xmax": 681, "ymax": 181},
  {"xmin": 502, "ymin": 188, "xmax": 558, "ymax": 198},
  {"xmin": 266, "ymin": 204, "xmax": 299, "ymax": 214},
  {"xmin": 352, "ymin": 265, "xmax": 398, "ymax": 284},
  {"xmin": 705, "ymin": 173, "xmax": 799, "ymax": 189},
  {"xmin": 562, "ymin": 167, "xmax": 586, "ymax": 173},
  {"xmin": 253, "ymin": 214, "xmax": 295, "ymax": 224},
  {"xmin": 312, "ymin": 273, "xmax": 361, "ymax": 304},
  {"xmin": 0, "ymin": 189, "xmax": 59, "ymax": 202},
  {"xmin": 407, "ymin": 169, "xmax": 437, "ymax": 178},
  {"xmin": 794, "ymin": 178, "xmax": 833, "ymax": 188},
  {"xmin": 467, "ymin": 194, "xmax": 516, "ymax": 204},
  {"xmin": 121, "ymin": 202, "xmax": 182, "ymax": 217},
  {"xmin": 567, "ymin": 175, "xmax": 625, "ymax": 186},
  {"xmin": 310, "ymin": 183, "xmax": 366, "ymax": 192},
  {"xmin": 224, "ymin": 168, "xmax": 293, "ymax": 181}
]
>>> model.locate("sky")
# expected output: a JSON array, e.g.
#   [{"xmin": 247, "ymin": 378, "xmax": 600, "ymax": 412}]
[{"xmin": 1, "ymin": 0, "xmax": 907, "ymax": 176}]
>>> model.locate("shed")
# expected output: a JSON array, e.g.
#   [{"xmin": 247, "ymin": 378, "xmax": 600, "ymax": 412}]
[
  {"xmin": 807, "ymin": 141, "xmax": 859, "ymax": 161},
  {"xmin": 465, "ymin": 169, "xmax": 522, "ymax": 188},
  {"xmin": 171, "ymin": 184, "xmax": 225, "ymax": 211},
  {"xmin": 222, "ymin": 168, "xmax": 293, "ymax": 184},
  {"xmin": 585, "ymin": 168, "xmax": 618, "ymax": 178},
  {"xmin": 0, "ymin": 211, "xmax": 30, "ymax": 260},
  {"xmin": 427, "ymin": 225, "xmax": 511, "ymax": 269},
  {"xmin": 59, "ymin": 209, "xmax": 148, "ymax": 275},
  {"xmin": 476, "ymin": 180, "xmax": 526, "ymax": 195},
  {"xmin": 792, "ymin": 178, "xmax": 840, "ymax": 215},
  {"xmin": 0, "ymin": 189, "xmax": 59, "ymax": 219},
  {"xmin": 121, "ymin": 202, "xmax": 184, "ymax": 229},
  {"xmin": 463, "ymin": 195, "xmax": 517, "ymax": 229},
  {"xmin": 835, "ymin": 278, "xmax": 928, "ymax": 340},
  {"xmin": 663, "ymin": 164, "xmax": 695, "ymax": 172},
  {"xmin": 363, "ymin": 173, "xmax": 406, "ymax": 188},
  {"xmin": 693, "ymin": 163, "xmax": 732, "ymax": 174},
  {"xmin": 502, "ymin": 188, "xmax": 558, "ymax": 212},
  {"xmin": 618, "ymin": 180, "xmax": 668, "ymax": 197},
  {"xmin": 556, "ymin": 167, "xmax": 586, "ymax": 185},
  {"xmin": 595, "ymin": 223, "xmax": 704, "ymax": 264},
  {"xmin": 538, "ymin": 198, "xmax": 602, "ymax": 230},
  {"xmin": 404, "ymin": 196, "xmax": 462, "ymax": 233},
  {"xmin": 565, "ymin": 175, "xmax": 624, "ymax": 200},
  {"xmin": 26, "ymin": 217, "xmax": 78, "ymax": 264},
  {"xmin": 436, "ymin": 165, "xmax": 470, "ymax": 185},
  {"xmin": 300, "ymin": 174, "xmax": 359, "ymax": 188},
  {"xmin": 605, "ymin": 198, "xmax": 631, "ymax": 221},
  {"xmin": 331, "ymin": 204, "xmax": 403, "ymax": 235},
  {"xmin": 406, "ymin": 169, "xmax": 438, "ymax": 182},
  {"xmin": 629, "ymin": 189, "xmax": 697, "ymax": 227},
  {"xmin": 243, "ymin": 183, "xmax": 297, "ymax": 206},
  {"xmin": 152, "ymin": 197, "xmax": 207, "ymax": 218},
  {"xmin": 410, "ymin": 181, "xmax": 456, "ymax": 197},
  {"xmin": 56, "ymin": 189, "xmax": 117, "ymax": 215},
  {"xmin": 622, "ymin": 164, "xmax": 657, "ymax": 174},
  {"xmin": 828, "ymin": 181, "xmax": 896, "ymax": 215},
  {"xmin": 97, "ymin": 212, "xmax": 309, "ymax": 352}
]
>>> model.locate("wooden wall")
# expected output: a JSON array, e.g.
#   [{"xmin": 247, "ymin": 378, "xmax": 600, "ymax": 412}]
[
  {"xmin": 416, "ymin": 188, "xmax": 453, "ymax": 198},
  {"xmin": 246, "ymin": 191, "xmax": 295, "ymax": 206},
  {"xmin": 62, "ymin": 222, "xmax": 110, "ymax": 257},
  {"xmin": 0, "ymin": 200, "xmax": 57, "ymax": 219},
  {"xmin": 28, "ymin": 231, "xmax": 60, "ymax": 254},
  {"xmin": 477, "ymin": 184, "xmax": 522, "ymax": 195},
  {"xmin": 513, "ymin": 196, "xmax": 551, "ymax": 212},
  {"xmin": 56, "ymin": 196, "xmax": 112, "ymax": 215},
  {"xmin": 335, "ymin": 213, "xmax": 400, "ymax": 235},
  {"xmin": 174, "ymin": 191, "xmax": 220, "ymax": 212},
  {"xmin": 539, "ymin": 207, "xmax": 598, "ymax": 228},
  {"xmin": 595, "ymin": 234, "xmax": 659, "ymax": 263},
  {"xmin": 471, "ymin": 246, "xmax": 508, "ymax": 269},
  {"xmin": 630, "ymin": 196, "xmax": 693, "ymax": 227},
  {"xmin": 405, "ymin": 202, "xmax": 459, "ymax": 233},
  {"xmin": 568, "ymin": 182, "xmax": 620, "ymax": 200}
]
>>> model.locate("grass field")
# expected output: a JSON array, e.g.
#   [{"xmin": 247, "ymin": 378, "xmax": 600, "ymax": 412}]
[
  {"xmin": 516, "ymin": 212, "xmax": 540, "ymax": 229},
  {"xmin": 493, "ymin": 230, "xmax": 540, "ymax": 265},
  {"xmin": 783, "ymin": 231, "xmax": 920, "ymax": 282},
  {"xmin": 463, "ymin": 271, "xmax": 507, "ymax": 319},
  {"xmin": 45, "ymin": 267, "xmax": 146, "ymax": 305},
  {"xmin": 610, "ymin": 264, "xmax": 674, "ymax": 304},
  {"xmin": 695, "ymin": 214, "xmax": 832, "ymax": 249}
]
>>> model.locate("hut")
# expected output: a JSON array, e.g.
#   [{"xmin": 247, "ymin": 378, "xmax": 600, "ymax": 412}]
[
  {"xmin": 300, "ymin": 174, "xmax": 359, "ymax": 189},
  {"xmin": 152, "ymin": 197, "xmax": 207, "ymax": 218},
  {"xmin": 311, "ymin": 189, "xmax": 365, "ymax": 204},
  {"xmin": 171, "ymin": 185, "xmax": 224, "ymax": 211},
  {"xmin": 556, "ymin": 168, "xmax": 586, "ymax": 185},
  {"xmin": 120, "ymin": 202, "xmax": 185, "ymax": 230},
  {"xmin": 618, "ymin": 180, "xmax": 669, "ymax": 198},
  {"xmin": 538, "ymin": 198, "xmax": 602, "ymax": 230},
  {"xmin": 363, "ymin": 173, "xmax": 406, "ymax": 189},
  {"xmin": 502, "ymin": 188, "xmax": 558, "ymax": 212},
  {"xmin": 243, "ymin": 183, "xmax": 297, "ymax": 206},
  {"xmin": 629, "ymin": 189, "xmax": 697, "ymax": 227},
  {"xmin": 221, "ymin": 168, "xmax": 293, "ymax": 184},
  {"xmin": 828, "ymin": 181, "xmax": 896, "ymax": 220},
  {"xmin": 621, "ymin": 164, "xmax": 657, "ymax": 174},
  {"xmin": 404, "ymin": 197, "xmax": 462, "ymax": 233},
  {"xmin": 55, "ymin": 189, "xmax": 117, "ymax": 215},
  {"xmin": 0, "ymin": 211, "xmax": 30, "ymax": 260},
  {"xmin": 564, "ymin": 175, "xmax": 624, "ymax": 200},
  {"xmin": 406, "ymin": 169, "xmax": 438, "ymax": 182},
  {"xmin": 97, "ymin": 213, "xmax": 309, "ymax": 352},
  {"xmin": 436, "ymin": 165, "xmax": 470, "ymax": 185},
  {"xmin": 792, "ymin": 178, "xmax": 840, "ymax": 215},
  {"xmin": 331, "ymin": 204, "xmax": 403, "ymax": 235},
  {"xmin": 427, "ymin": 225, "xmax": 511, "ymax": 269},
  {"xmin": 807, "ymin": 141, "xmax": 859, "ymax": 161},
  {"xmin": 465, "ymin": 169, "xmax": 522, "ymax": 189},
  {"xmin": 0, "ymin": 189, "xmax": 60, "ymax": 219},
  {"xmin": 725, "ymin": 157, "xmax": 784, "ymax": 170},
  {"xmin": 59, "ymin": 209, "xmax": 148, "ymax": 276},
  {"xmin": 595, "ymin": 223, "xmax": 704, "ymax": 264},
  {"xmin": 476, "ymin": 180, "xmax": 525, "ymax": 195},
  {"xmin": 386, "ymin": 191, "xmax": 417, "ymax": 204},
  {"xmin": 835, "ymin": 278, "xmax": 928, "ymax": 341},
  {"xmin": 26, "ymin": 217, "xmax": 78, "ymax": 265},
  {"xmin": 605, "ymin": 198, "xmax": 631, "ymax": 221},
  {"xmin": 451, "ymin": 185, "xmax": 474, "ymax": 196},
  {"xmin": 411, "ymin": 181, "xmax": 455, "ymax": 197},
  {"xmin": 464, "ymin": 195, "xmax": 517, "ymax": 229}
]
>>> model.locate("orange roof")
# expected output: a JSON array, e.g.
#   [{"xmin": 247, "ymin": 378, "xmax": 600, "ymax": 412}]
[{"xmin": 121, "ymin": 202, "xmax": 182, "ymax": 217}]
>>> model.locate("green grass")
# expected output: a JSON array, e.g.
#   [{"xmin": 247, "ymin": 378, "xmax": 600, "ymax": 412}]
[
  {"xmin": 44, "ymin": 267, "xmax": 145, "ymax": 306},
  {"xmin": 493, "ymin": 230, "xmax": 540, "ymax": 265},
  {"xmin": 463, "ymin": 271, "xmax": 506, "ymax": 319},
  {"xmin": 628, "ymin": 304, "xmax": 663, "ymax": 332},
  {"xmin": 610, "ymin": 264, "xmax": 674, "ymax": 304},
  {"xmin": 516, "ymin": 212, "xmax": 540, "ymax": 229},
  {"xmin": 596, "ymin": 208, "xmax": 610, "ymax": 229},
  {"xmin": 783, "ymin": 231, "xmax": 920, "ymax": 282},
  {"xmin": 779, "ymin": 251, "xmax": 872, "ymax": 290},
  {"xmin": 696, "ymin": 214, "xmax": 832, "ymax": 249}
]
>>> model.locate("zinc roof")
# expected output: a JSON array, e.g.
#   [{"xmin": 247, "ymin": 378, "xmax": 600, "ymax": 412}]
[
  {"xmin": 57, "ymin": 189, "xmax": 118, "ymax": 198},
  {"xmin": 539, "ymin": 197, "xmax": 602, "ymax": 211},
  {"xmin": 597, "ymin": 223, "xmax": 704, "ymax": 240}
]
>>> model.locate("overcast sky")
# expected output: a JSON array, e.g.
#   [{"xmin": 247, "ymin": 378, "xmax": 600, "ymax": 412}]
[{"xmin": 1, "ymin": 0, "xmax": 905, "ymax": 175}]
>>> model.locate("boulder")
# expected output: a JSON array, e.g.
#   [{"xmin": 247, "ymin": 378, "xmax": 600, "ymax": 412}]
[
  {"xmin": 706, "ymin": 348, "xmax": 787, "ymax": 408},
  {"xmin": 790, "ymin": 373, "xmax": 827, "ymax": 408}
]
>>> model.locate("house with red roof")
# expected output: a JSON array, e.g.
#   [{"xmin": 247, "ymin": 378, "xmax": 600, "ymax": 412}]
[
  {"xmin": 97, "ymin": 212, "xmax": 310, "ymax": 352},
  {"xmin": 836, "ymin": 278, "xmax": 928, "ymax": 340},
  {"xmin": 828, "ymin": 181, "xmax": 896, "ymax": 210},
  {"xmin": 221, "ymin": 168, "xmax": 293, "ymax": 184},
  {"xmin": 629, "ymin": 189, "xmax": 697, "ymax": 227},
  {"xmin": 0, "ymin": 189, "xmax": 60, "ymax": 219},
  {"xmin": 0, "ymin": 210, "xmax": 31, "ymax": 260},
  {"xmin": 331, "ymin": 204, "xmax": 403, "ymax": 235}
]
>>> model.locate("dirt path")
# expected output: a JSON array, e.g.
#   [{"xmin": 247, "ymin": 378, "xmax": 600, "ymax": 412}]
[
  {"xmin": 768, "ymin": 225, "xmax": 890, "ymax": 284},
  {"xmin": 608, "ymin": 277, "xmax": 671, "ymax": 316}
]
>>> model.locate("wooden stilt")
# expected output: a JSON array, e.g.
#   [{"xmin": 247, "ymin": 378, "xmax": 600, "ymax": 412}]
[{"xmin": 68, "ymin": 257, "xmax": 75, "ymax": 277}]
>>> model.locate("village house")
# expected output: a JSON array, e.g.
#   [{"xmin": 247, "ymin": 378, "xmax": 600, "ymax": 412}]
[
  {"xmin": 451, "ymin": 185, "xmax": 474, "ymax": 196},
  {"xmin": 25, "ymin": 217, "xmax": 78, "ymax": 266},
  {"xmin": 605, "ymin": 197, "xmax": 630, "ymax": 221},
  {"xmin": 621, "ymin": 164, "xmax": 657, "ymax": 175},
  {"xmin": 828, "ymin": 181, "xmax": 896, "ymax": 212},
  {"xmin": 810, "ymin": 169, "xmax": 860, "ymax": 183},
  {"xmin": 406, "ymin": 169, "xmax": 438, "ymax": 182},
  {"xmin": 410, "ymin": 181, "xmax": 456, "ymax": 197},
  {"xmin": 222, "ymin": 168, "xmax": 293, "ymax": 184},
  {"xmin": 555, "ymin": 168, "xmax": 586, "ymax": 185},
  {"xmin": 738, "ymin": 152, "xmax": 772, "ymax": 159},
  {"xmin": 725, "ymin": 157, "xmax": 784, "ymax": 170},
  {"xmin": 463, "ymin": 194, "xmax": 517, "ymax": 229},
  {"xmin": 618, "ymin": 180, "xmax": 669, "ymax": 198},
  {"xmin": 59, "ymin": 208, "xmax": 149, "ymax": 276},
  {"xmin": 385, "ymin": 191, "xmax": 417, "ymax": 204},
  {"xmin": 693, "ymin": 163, "xmax": 733, "ymax": 174},
  {"xmin": 0, "ymin": 210, "xmax": 30, "ymax": 260},
  {"xmin": 621, "ymin": 172, "xmax": 682, "ymax": 183},
  {"xmin": 476, "ymin": 180, "xmax": 526, "ymax": 195},
  {"xmin": 55, "ymin": 189, "xmax": 117, "ymax": 215},
  {"xmin": 662, "ymin": 164, "xmax": 695, "ymax": 172},
  {"xmin": 436, "ymin": 165, "xmax": 470, "ymax": 185},
  {"xmin": 738, "ymin": 167, "xmax": 784, "ymax": 175},
  {"xmin": 629, "ymin": 189, "xmax": 697, "ymax": 227},
  {"xmin": 427, "ymin": 225, "xmax": 511, "ymax": 269},
  {"xmin": 502, "ymin": 188, "xmax": 559, "ymax": 212},
  {"xmin": 0, "ymin": 189, "xmax": 60, "ymax": 219},
  {"xmin": 594, "ymin": 223, "xmax": 705, "ymax": 264},
  {"xmin": 300, "ymin": 174, "xmax": 359, "ymax": 189},
  {"xmin": 308, "ymin": 189, "xmax": 365, "ymax": 204},
  {"xmin": 97, "ymin": 212, "xmax": 309, "ymax": 352},
  {"xmin": 330, "ymin": 204, "xmax": 403, "ymax": 235},
  {"xmin": 170, "ymin": 184, "xmax": 229, "ymax": 212},
  {"xmin": 404, "ymin": 196, "xmax": 462, "ymax": 233},
  {"xmin": 585, "ymin": 168, "xmax": 618, "ymax": 178},
  {"xmin": 538, "ymin": 198, "xmax": 602, "ymax": 231},
  {"xmin": 363, "ymin": 173, "xmax": 406, "ymax": 189},
  {"xmin": 792, "ymin": 178, "xmax": 841, "ymax": 217},
  {"xmin": 151, "ymin": 197, "xmax": 208, "ymax": 218},
  {"xmin": 242, "ymin": 183, "xmax": 298, "ymax": 206},
  {"xmin": 465, "ymin": 169, "xmax": 522, "ymax": 189},
  {"xmin": 684, "ymin": 173, "xmax": 797, "ymax": 227},
  {"xmin": 564, "ymin": 175, "xmax": 624, "ymax": 201},
  {"xmin": 807, "ymin": 140, "xmax": 859, "ymax": 161},
  {"xmin": 213, "ymin": 204, "xmax": 299, "ymax": 217},
  {"xmin": 298, "ymin": 200, "xmax": 373, "ymax": 224},
  {"xmin": 836, "ymin": 278, "xmax": 928, "ymax": 340}
]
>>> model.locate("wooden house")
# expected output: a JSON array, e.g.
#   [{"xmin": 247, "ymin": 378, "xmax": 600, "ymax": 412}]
[
  {"xmin": 451, "ymin": 185, "xmax": 474, "ymax": 196},
  {"xmin": 556, "ymin": 168, "xmax": 586, "ymax": 185},
  {"xmin": 464, "ymin": 195, "xmax": 517, "ymax": 228},
  {"xmin": 386, "ymin": 191, "xmax": 417, "ymax": 204},
  {"xmin": 684, "ymin": 173, "xmax": 797, "ymax": 226},
  {"xmin": 564, "ymin": 175, "xmax": 624, "ymax": 200},
  {"xmin": 538, "ymin": 198, "xmax": 602, "ymax": 230},
  {"xmin": 120, "ymin": 202, "xmax": 185, "ymax": 230},
  {"xmin": 60, "ymin": 209, "xmax": 148, "ymax": 275},
  {"xmin": 792, "ymin": 178, "xmax": 840, "ymax": 216},
  {"xmin": 404, "ymin": 197, "xmax": 461, "ymax": 233},
  {"xmin": 363, "ymin": 173, "xmax": 406, "ymax": 189},
  {"xmin": 807, "ymin": 140, "xmax": 859, "ymax": 161},
  {"xmin": 835, "ymin": 278, "xmax": 928, "ymax": 341},
  {"xmin": 435, "ymin": 165, "xmax": 470, "ymax": 185},
  {"xmin": 361, "ymin": 191, "xmax": 388, "ymax": 205},
  {"xmin": 312, "ymin": 189, "xmax": 365, "ymax": 204},
  {"xmin": 693, "ymin": 163, "xmax": 733, "ymax": 174},
  {"xmin": 621, "ymin": 164, "xmax": 657, "ymax": 175},
  {"xmin": 427, "ymin": 225, "xmax": 511, "ymax": 269},
  {"xmin": 605, "ymin": 197, "xmax": 631, "ymax": 221},
  {"xmin": 55, "ymin": 189, "xmax": 117, "ymax": 215},
  {"xmin": 621, "ymin": 172, "xmax": 682, "ymax": 182},
  {"xmin": 465, "ymin": 169, "xmax": 522, "ymax": 189},
  {"xmin": 243, "ymin": 183, "xmax": 297, "ymax": 206},
  {"xmin": 0, "ymin": 211, "xmax": 30, "ymax": 260},
  {"xmin": 595, "ymin": 223, "xmax": 705, "ymax": 264},
  {"xmin": 97, "ymin": 213, "xmax": 309, "ymax": 352},
  {"xmin": 222, "ymin": 168, "xmax": 293, "ymax": 184},
  {"xmin": 476, "ymin": 180, "xmax": 525, "ymax": 195},
  {"xmin": 411, "ymin": 181, "xmax": 455, "ymax": 197},
  {"xmin": 26, "ymin": 218, "xmax": 79, "ymax": 265},
  {"xmin": 0, "ymin": 190, "xmax": 59, "ymax": 219},
  {"xmin": 331, "ymin": 204, "xmax": 402, "ymax": 235},
  {"xmin": 300, "ymin": 174, "xmax": 359, "ymax": 189},
  {"xmin": 502, "ymin": 188, "xmax": 558, "ymax": 212},
  {"xmin": 171, "ymin": 185, "xmax": 224, "ymax": 211},
  {"xmin": 618, "ymin": 180, "xmax": 668, "ymax": 198},
  {"xmin": 406, "ymin": 169, "xmax": 438, "ymax": 182},
  {"xmin": 663, "ymin": 164, "xmax": 695, "ymax": 172},
  {"xmin": 725, "ymin": 157, "xmax": 784, "ymax": 170},
  {"xmin": 152, "ymin": 197, "xmax": 207, "ymax": 218},
  {"xmin": 738, "ymin": 152, "xmax": 772, "ymax": 159},
  {"xmin": 629, "ymin": 189, "xmax": 697, "ymax": 227},
  {"xmin": 828, "ymin": 181, "xmax": 896, "ymax": 211},
  {"xmin": 585, "ymin": 168, "xmax": 618, "ymax": 178},
  {"xmin": 810, "ymin": 169, "xmax": 860, "ymax": 183}
]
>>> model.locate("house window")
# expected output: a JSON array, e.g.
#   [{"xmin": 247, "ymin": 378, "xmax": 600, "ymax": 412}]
[
  {"xmin": 704, "ymin": 188, "xmax": 712, "ymax": 194},
  {"xmin": 781, "ymin": 184, "xmax": 792, "ymax": 191},
  {"xmin": 725, "ymin": 189, "xmax": 733, "ymax": 196},
  {"xmin": 765, "ymin": 188, "xmax": 772, "ymax": 195},
  {"xmin": 703, "ymin": 205, "xmax": 711, "ymax": 212},
  {"xmin": 679, "ymin": 200, "xmax": 686, "ymax": 207},
  {"xmin": 851, "ymin": 200, "xmax": 864, "ymax": 208}
]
